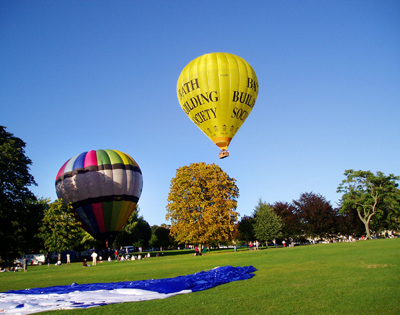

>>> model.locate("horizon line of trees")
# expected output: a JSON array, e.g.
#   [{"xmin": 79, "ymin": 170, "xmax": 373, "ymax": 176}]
[
  {"xmin": 238, "ymin": 170, "xmax": 400, "ymax": 245},
  {"xmin": 238, "ymin": 193, "xmax": 365, "ymax": 246},
  {"xmin": 1, "ymin": 125, "xmax": 399, "ymax": 259}
]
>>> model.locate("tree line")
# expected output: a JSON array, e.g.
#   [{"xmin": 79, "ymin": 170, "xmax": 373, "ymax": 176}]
[
  {"xmin": 238, "ymin": 193, "xmax": 364, "ymax": 246},
  {"xmin": 1, "ymin": 126, "xmax": 399, "ymax": 260},
  {"xmin": 166, "ymin": 164, "xmax": 400, "ymax": 247}
]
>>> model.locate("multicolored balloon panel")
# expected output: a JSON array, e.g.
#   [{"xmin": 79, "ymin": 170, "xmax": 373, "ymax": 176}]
[
  {"xmin": 177, "ymin": 52, "xmax": 259, "ymax": 158},
  {"xmin": 55, "ymin": 149, "xmax": 143, "ymax": 242}
]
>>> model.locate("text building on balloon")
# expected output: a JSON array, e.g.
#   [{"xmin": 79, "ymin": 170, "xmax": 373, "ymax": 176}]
[{"xmin": 178, "ymin": 77, "xmax": 258, "ymax": 126}]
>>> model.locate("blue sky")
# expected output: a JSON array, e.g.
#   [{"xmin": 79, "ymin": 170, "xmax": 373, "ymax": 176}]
[{"xmin": 1, "ymin": 1, "xmax": 399, "ymax": 226}]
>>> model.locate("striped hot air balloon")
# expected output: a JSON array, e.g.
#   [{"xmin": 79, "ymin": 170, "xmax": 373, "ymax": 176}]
[{"xmin": 55, "ymin": 149, "xmax": 143, "ymax": 244}]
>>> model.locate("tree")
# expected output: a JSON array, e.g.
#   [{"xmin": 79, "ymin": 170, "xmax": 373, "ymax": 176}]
[
  {"xmin": 292, "ymin": 192, "xmax": 337, "ymax": 240},
  {"xmin": 337, "ymin": 170, "xmax": 400, "ymax": 238},
  {"xmin": 149, "ymin": 226, "xmax": 172, "ymax": 250},
  {"xmin": 37, "ymin": 199, "xmax": 85, "ymax": 259},
  {"xmin": 369, "ymin": 188, "xmax": 400, "ymax": 233},
  {"xmin": 166, "ymin": 162, "xmax": 239, "ymax": 247},
  {"xmin": 114, "ymin": 208, "xmax": 152, "ymax": 249},
  {"xmin": 79, "ymin": 231, "xmax": 102, "ymax": 251},
  {"xmin": 335, "ymin": 205, "xmax": 365, "ymax": 237},
  {"xmin": 18, "ymin": 198, "xmax": 47, "ymax": 253},
  {"xmin": 0, "ymin": 126, "xmax": 42, "ymax": 258},
  {"xmin": 237, "ymin": 215, "xmax": 255, "ymax": 244},
  {"xmin": 272, "ymin": 201, "xmax": 300, "ymax": 240},
  {"xmin": 130, "ymin": 218, "xmax": 152, "ymax": 249},
  {"xmin": 252, "ymin": 200, "xmax": 282, "ymax": 246}
]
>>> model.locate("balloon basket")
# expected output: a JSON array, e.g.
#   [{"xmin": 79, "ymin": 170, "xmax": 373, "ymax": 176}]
[{"xmin": 219, "ymin": 150, "xmax": 229, "ymax": 159}]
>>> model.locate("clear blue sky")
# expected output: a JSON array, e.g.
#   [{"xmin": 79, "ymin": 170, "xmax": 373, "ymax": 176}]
[{"xmin": 1, "ymin": 1, "xmax": 399, "ymax": 226}]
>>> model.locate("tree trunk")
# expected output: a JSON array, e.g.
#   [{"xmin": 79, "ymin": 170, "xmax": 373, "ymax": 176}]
[
  {"xmin": 363, "ymin": 221, "xmax": 371, "ymax": 239},
  {"xmin": 357, "ymin": 209, "xmax": 372, "ymax": 239}
]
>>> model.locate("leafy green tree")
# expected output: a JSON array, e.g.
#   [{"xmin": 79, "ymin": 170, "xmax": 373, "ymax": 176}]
[
  {"xmin": 335, "ymin": 205, "xmax": 365, "ymax": 237},
  {"xmin": 253, "ymin": 200, "xmax": 282, "ymax": 246},
  {"xmin": 151, "ymin": 225, "xmax": 159, "ymax": 234},
  {"xmin": 37, "ymin": 199, "xmax": 84, "ymax": 259},
  {"xmin": 369, "ymin": 188, "xmax": 400, "ymax": 233},
  {"xmin": 130, "ymin": 218, "xmax": 152, "ymax": 249},
  {"xmin": 166, "ymin": 162, "xmax": 239, "ymax": 247},
  {"xmin": 149, "ymin": 226, "xmax": 172, "ymax": 250},
  {"xmin": 114, "ymin": 208, "xmax": 152, "ymax": 249},
  {"xmin": 20, "ymin": 198, "xmax": 48, "ymax": 253},
  {"xmin": 337, "ymin": 170, "xmax": 400, "ymax": 238},
  {"xmin": 79, "ymin": 231, "xmax": 103, "ymax": 251},
  {"xmin": 149, "ymin": 225, "xmax": 158, "ymax": 249},
  {"xmin": 237, "ymin": 215, "xmax": 255, "ymax": 244},
  {"xmin": 0, "ymin": 126, "xmax": 43, "ymax": 258}
]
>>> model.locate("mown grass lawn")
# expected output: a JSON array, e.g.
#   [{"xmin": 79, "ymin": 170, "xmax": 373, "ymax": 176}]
[{"xmin": 1, "ymin": 239, "xmax": 399, "ymax": 315}]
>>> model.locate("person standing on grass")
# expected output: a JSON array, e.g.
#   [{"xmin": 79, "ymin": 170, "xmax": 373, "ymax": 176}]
[
  {"xmin": 66, "ymin": 253, "xmax": 70, "ymax": 265},
  {"xmin": 91, "ymin": 251, "xmax": 97, "ymax": 266}
]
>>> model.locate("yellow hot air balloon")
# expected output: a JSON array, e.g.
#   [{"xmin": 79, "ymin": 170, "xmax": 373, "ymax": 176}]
[{"xmin": 177, "ymin": 52, "xmax": 259, "ymax": 158}]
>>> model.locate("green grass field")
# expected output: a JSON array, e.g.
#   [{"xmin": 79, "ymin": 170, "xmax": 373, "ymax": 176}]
[{"xmin": 1, "ymin": 239, "xmax": 399, "ymax": 315}]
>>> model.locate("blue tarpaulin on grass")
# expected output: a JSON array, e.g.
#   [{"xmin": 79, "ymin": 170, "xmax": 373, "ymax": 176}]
[{"xmin": 0, "ymin": 266, "xmax": 256, "ymax": 314}]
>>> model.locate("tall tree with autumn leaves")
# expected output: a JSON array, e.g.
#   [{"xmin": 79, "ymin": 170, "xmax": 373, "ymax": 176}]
[{"xmin": 166, "ymin": 163, "xmax": 239, "ymax": 247}]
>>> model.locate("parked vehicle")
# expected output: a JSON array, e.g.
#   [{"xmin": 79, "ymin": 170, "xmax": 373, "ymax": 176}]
[
  {"xmin": 14, "ymin": 254, "xmax": 45, "ymax": 266},
  {"xmin": 28, "ymin": 254, "xmax": 45, "ymax": 264}
]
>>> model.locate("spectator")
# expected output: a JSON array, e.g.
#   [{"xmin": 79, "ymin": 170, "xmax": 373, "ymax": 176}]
[{"xmin": 91, "ymin": 251, "xmax": 97, "ymax": 266}]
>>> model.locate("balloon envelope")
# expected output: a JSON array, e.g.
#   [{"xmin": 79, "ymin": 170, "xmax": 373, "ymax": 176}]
[
  {"xmin": 177, "ymin": 52, "xmax": 259, "ymax": 158},
  {"xmin": 55, "ymin": 149, "xmax": 143, "ymax": 243}
]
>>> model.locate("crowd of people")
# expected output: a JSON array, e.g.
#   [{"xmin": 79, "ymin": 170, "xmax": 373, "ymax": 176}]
[
  {"xmin": 1, "ymin": 264, "xmax": 24, "ymax": 272},
  {"xmin": 0, "ymin": 247, "xmax": 160, "ymax": 271},
  {"xmin": 79, "ymin": 251, "xmax": 152, "ymax": 267}
]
